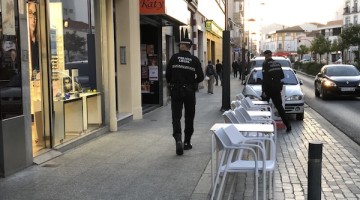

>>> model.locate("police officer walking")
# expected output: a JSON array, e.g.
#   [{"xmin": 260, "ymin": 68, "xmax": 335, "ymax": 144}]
[
  {"xmin": 166, "ymin": 38, "xmax": 204, "ymax": 155},
  {"xmin": 261, "ymin": 50, "xmax": 292, "ymax": 132}
]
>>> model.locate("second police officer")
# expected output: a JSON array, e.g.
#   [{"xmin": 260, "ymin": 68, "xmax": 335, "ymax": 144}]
[
  {"xmin": 261, "ymin": 50, "xmax": 292, "ymax": 132},
  {"xmin": 166, "ymin": 38, "xmax": 204, "ymax": 155}
]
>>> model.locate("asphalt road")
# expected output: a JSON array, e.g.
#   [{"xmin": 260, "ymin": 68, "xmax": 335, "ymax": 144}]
[{"xmin": 297, "ymin": 72, "xmax": 360, "ymax": 145}]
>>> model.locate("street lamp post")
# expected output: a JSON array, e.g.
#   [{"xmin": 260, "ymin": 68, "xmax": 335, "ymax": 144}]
[{"xmin": 221, "ymin": 0, "xmax": 231, "ymax": 111}]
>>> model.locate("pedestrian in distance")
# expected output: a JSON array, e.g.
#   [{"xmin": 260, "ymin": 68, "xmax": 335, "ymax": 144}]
[
  {"xmin": 205, "ymin": 60, "xmax": 216, "ymax": 94},
  {"xmin": 166, "ymin": 38, "xmax": 204, "ymax": 155},
  {"xmin": 240, "ymin": 59, "xmax": 248, "ymax": 84},
  {"xmin": 261, "ymin": 50, "xmax": 292, "ymax": 132},
  {"xmin": 232, "ymin": 60, "xmax": 239, "ymax": 78},
  {"xmin": 215, "ymin": 59, "xmax": 223, "ymax": 86}
]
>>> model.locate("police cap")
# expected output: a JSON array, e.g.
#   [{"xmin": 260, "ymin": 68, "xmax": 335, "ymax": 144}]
[
  {"xmin": 179, "ymin": 38, "xmax": 193, "ymax": 46},
  {"xmin": 264, "ymin": 50, "xmax": 272, "ymax": 55}
]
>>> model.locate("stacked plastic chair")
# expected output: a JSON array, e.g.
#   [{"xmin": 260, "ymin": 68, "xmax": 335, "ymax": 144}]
[
  {"xmin": 210, "ymin": 124, "xmax": 277, "ymax": 200},
  {"xmin": 213, "ymin": 94, "xmax": 277, "ymax": 199},
  {"xmin": 211, "ymin": 127, "xmax": 261, "ymax": 200}
]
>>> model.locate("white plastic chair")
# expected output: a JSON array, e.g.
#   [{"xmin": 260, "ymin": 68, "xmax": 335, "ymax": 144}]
[
  {"xmin": 235, "ymin": 93, "xmax": 246, "ymax": 100},
  {"xmin": 234, "ymin": 107, "xmax": 277, "ymax": 142},
  {"xmin": 240, "ymin": 97, "xmax": 272, "ymax": 112},
  {"xmin": 223, "ymin": 110, "xmax": 239, "ymax": 124},
  {"xmin": 211, "ymin": 127, "xmax": 261, "ymax": 200},
  {"xmin": 230, "ymin": 100, "xmax": 241, "ymax": 110},
  {"xmin": 223, "ymin": 124, "xmax": 277, "ymax": 200},
  {"xmin": 235, "ymin": 107, "xmax": 273, "ymax": 123}
]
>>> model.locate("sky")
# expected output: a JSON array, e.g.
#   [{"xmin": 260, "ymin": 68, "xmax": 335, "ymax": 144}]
[{"xmin": 248, "ymin": 0, "xmax": 344, "ymax": 27}]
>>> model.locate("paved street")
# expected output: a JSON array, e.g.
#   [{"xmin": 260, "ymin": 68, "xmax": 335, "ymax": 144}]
[{"xmin": 1, "ymin": 76, "xmax": 360, "ymax": 200}]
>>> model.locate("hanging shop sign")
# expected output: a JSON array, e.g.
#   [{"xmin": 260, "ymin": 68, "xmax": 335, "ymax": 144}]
[
  {"xmin": 139, "ymin": 0, "xmax": 165, "ymax": 14},
  {"xmin": 206, "ymin": 20, "xmax": 223, "ymax": 38},
  {"xmin": 140, "ymin": 0, "xmax": 188, "ymax": 25}
]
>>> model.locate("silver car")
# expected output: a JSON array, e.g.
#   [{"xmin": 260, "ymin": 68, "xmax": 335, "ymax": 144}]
[{"xmin": 242, "ymin": 67, "xmax": 305, "ymax": 120}]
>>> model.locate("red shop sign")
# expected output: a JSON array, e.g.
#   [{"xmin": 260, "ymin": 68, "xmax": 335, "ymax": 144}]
[{"xmin": 139, "ymin": 0, "xmax": 165, "ymax": 14}]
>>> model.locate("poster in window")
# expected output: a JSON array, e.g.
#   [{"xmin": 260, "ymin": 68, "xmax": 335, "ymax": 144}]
[
  {"xmin": 146, "ymin": 44, "xmax": 154, "ymax": 54},
  {"xmin": 148, "ymin": 57, "xmax": 158, "ymax": 81},
  {"xmin": 148, "ymin": 65, "xmax": 158, "ymax": 81},
  {"xmin": 2, "ymin": 0, "xmax": 16, "ymax": 35},
  {"xmin": 141, "ymin": 65, "xmax": 148, "ymax": 79}
]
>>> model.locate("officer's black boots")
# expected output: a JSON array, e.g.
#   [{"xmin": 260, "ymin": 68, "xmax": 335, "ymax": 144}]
[
  {"xmin": 286, "ymin": 124, "xmax": 292, "ymax": 133},
  {"xmin": 176, "ymin": 141, "xmax": 183, "ymax": 155},
  {"xmin": 184, "ymin": 136, "xmax": 192, "ymax": 150},
  {"xmin": 184, "ymin": 142, "xmax": 192, "ymax": 150}
]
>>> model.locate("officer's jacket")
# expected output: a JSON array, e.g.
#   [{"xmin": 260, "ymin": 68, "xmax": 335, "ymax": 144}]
[
  {"xmin": 261, "ymin": 58, "xmax": 285, "ymax": 93},
  {"xmin": 166, "ymin": 51, "xmax": 204, "ymax": 87}
]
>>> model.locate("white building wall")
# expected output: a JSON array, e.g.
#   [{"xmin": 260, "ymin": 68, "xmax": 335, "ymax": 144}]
[{"xmin": 198, "ymin": 0, "xmax": 225, "ymax": 30}]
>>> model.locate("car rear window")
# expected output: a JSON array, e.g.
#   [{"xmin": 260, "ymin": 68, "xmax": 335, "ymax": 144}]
[{"xmin": 247, "ymin": 69, "xmax": 298, "ymax": 85}]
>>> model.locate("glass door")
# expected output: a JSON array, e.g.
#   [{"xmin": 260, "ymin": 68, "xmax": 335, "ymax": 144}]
[{"xmin": 27, "ymin": 0, "xmax": 46, "ymax": 155}]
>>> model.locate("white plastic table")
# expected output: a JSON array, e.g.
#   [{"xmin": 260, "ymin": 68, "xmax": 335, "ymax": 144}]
[
  {"xmin": 252, "ymin": 100, "xmax": 269, "ymax": 105},
  {"xmin": 247, "ymin": 110, "xmax": 272, "ymax": 118}
]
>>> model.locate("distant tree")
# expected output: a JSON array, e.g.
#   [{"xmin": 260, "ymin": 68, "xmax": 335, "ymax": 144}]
[
  {"xmin": 323, "ymin": 38, "xmax": 332, "ymax": 64},
  {"xmin": 340, "ymin": 25, "xmax": 360, "ymax": 66},
  {"xmin": 310, "ymin": 34, "xmax": 330, "ymax": 63},
  {"xmin": 331, "ymin": 38, "xmax": 349, "ymax": 62},
  {"xmin": 64, "ymin": 31, "xmax": 86, "ymax": 62},
  {"xmin": 297, "ymin": 45, "xmax": 309, "ymax": 60},
  {"xmin": 310, "ymin": 37, "xmax": 320, "ymax": 63}
]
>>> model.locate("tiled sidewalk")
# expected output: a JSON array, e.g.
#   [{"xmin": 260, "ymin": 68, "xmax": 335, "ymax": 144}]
[
  {"xmin": 1, "ymin": 76, "xmax": 360, "ymax": 200},
  {"xmin": 202, "ymin": 107, "xmax": 360, "ymax": 200}
]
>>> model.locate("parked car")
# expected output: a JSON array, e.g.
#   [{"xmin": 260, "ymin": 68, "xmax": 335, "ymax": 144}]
[
  {"xmin": 248, "ymin": 56, "xmax": 292, "ymax": 70},
  {"xmin": 300, "ymin": 58, "xmax": 310, "ymax": 63},
  {"xmin": 314, "ymin": 64, "xmax": 360, "ymax": 99},
  {"xmin": 242, "ymin": 67, "xmax": 305, "ymax": 120}
]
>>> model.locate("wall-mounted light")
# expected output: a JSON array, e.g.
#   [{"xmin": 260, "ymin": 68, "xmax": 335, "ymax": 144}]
[{"xmin": 64, "ymin": 20, "xmax": 68, "ymax": 28}]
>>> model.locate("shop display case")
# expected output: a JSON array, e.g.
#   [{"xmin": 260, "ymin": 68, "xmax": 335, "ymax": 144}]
[{"xmin": 52, "ymin": 69, "xmax": 102, "ymax": 145}]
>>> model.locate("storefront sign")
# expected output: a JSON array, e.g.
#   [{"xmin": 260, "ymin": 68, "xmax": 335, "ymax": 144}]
[
  {"xmin": 140, "ymin": 0, "xmax": 188, "ymax": 25},
  {"xmin": 206, "ymin": 20, "xmax": 223, "ymax": 38},
  {"xmin": 139, "ymin": 0, "xmax": 165, "ymax": 14}
]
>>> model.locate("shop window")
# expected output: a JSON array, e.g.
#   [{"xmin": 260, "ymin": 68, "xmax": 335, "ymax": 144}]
[
  {"xmin": 48, "ymin": 0, "xmax": 100, "ymax": 146},
  {"xmin": 0, "ymin": 0, "xmax": 23, "ymax": 120}
]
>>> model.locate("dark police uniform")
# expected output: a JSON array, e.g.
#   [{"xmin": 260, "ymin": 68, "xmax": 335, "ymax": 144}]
[
  {"xmin": 166, "ymin": 45, "xmax": 204, "ymax": 150},
  {"xmin": 261, "ymin": 56, "xmax": 291, "ymax": 130}
]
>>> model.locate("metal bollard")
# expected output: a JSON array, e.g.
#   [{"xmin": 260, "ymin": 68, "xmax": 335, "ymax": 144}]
[{"xmin": 308, "ymin": 142, "xmax": 323, "ymax": 200}]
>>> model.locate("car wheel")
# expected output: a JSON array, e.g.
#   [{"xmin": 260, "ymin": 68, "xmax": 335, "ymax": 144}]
[
  {"xmin": 296, "ymin": 112, "xmax": 304, "ymax": 120},
  {"xmin": 314, "ymin": 86, "xmax": 320, "ymax": 97}
]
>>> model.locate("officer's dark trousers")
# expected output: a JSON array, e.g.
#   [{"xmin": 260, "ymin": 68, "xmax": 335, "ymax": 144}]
[
  {"xmin": 171, "ymin": 86, "xmax": 196, "ymax": 142},
  {"xmin": 263, "ymin": 90, "xmax": 290, "ymax": 127}
]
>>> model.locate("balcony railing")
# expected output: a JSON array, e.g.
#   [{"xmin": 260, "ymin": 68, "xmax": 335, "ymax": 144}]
[{"xmin": 344, "ymin": 7, "xmax": 350, "ymax": 14}]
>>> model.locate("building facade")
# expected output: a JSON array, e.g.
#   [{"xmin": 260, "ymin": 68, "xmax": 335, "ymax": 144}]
[
  {"xmin": 0, "ymin": 0, "xmax": 143, "ymax": 177},
  {"xmin": 0, "ymin": 0, "xmax": 229, "ymax": 177},
  {"xmin": 343, "ymin": 0, "xmax": 359, "ymax": 64}
]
